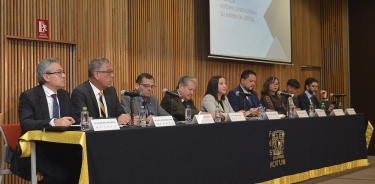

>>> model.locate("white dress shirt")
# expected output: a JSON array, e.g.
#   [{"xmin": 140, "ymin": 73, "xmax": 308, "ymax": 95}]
[
  {"xmin": 42, "ymin": 85, "xmax": 59, "ymax": 126},
  {"xmin": 89, "ymin": 81, "xmax": 108, "ymax": 118}
]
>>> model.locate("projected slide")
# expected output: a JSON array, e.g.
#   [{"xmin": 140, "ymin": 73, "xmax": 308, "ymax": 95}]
[{"xmin": 209, "ymin": 0, "xmax": 292, "ymax": 63}]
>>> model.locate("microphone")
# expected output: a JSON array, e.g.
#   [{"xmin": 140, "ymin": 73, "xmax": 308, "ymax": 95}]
[
  {"xmin": 120, "ymin": 90, "xmax": 144, "ymax": 97},
  {"xmin": 277, "ymin": 91, "xmax": 294, "ymax": 97},
  {"xmin": 162, "ymin": 88, "xmax": 183, "ymax": 99},
  {"xmin": 330, "ymin": 93, "xmax": 347, "ymax": 97},
  {"xmin": 235, "ymin": 91, "xmax": 253, "ymax": 97}
]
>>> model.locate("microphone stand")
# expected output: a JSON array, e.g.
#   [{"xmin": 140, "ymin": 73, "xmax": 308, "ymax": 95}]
[
  {"xmin": 170, "ymin": 96, "xmax": 174, "ymax": 118},
  {"xmin": 243, "ymin": 97, "xmax": 246, "ymax": 111},
  {"xmin": 130, "ymin": 96, "xmax": 134, "ymax": 125}
]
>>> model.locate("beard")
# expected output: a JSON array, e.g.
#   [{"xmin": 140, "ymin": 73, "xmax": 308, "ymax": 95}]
[{"xmin": 308, "ymin": 89, "xmax": 316, "ymax": 96}]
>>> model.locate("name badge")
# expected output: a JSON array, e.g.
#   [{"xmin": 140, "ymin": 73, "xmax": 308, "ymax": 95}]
[
  {"xmin": 265, "ymin": 112, "xmax": 280, "ymax": 120},
  {"xmin": 193, "ymin": 114, "xmax": 215, "ymax": 124},
  {"xmin": 296, "ymin": 110, "xmax": 309, "ymax": 118},
  {"xmin": 150, "ymin": 116, "xmax": 176, "ymax": 127},
  {"xmin": 330, "ymin": 109, "xmax": 345, "ymax": 116},
  {"xmin": 90, "ymin": 118, "xmax": 120, "ymax": 131},
  {"xmin": 315, "ymin": 109, "xmax": 327, "ymax": 117},
  {"xmin": 225, "ymin": 113, "xmax": 246, "ymax": 122},
  {"xmin": 345, "ymin": 108, "xmax": 356, "ymax": 115}
]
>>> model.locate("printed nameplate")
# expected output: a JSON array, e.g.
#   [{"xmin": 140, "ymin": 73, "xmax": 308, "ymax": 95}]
[
  {"xmin": 265, "ymin": 112, "xmax": 280, "ymax": 120},
  {"xmin": 330, "ymin": 109, "xmax": 345, "ymax": 116},
  {"xmin": 150, "ymin": 116, "xmax": 176, "ymax": 127},
  {"xmin": 225, "ymin": 113, "xmax": 246, "ymax": 122},
  {"xmin": 193, "ymin": 114, "xmax": 215, "ymax": 124},
  {"xmin": 90, "ymin": 118, "xmax": 120, "ymax": 131},
  {"xmin": 296, "ymin": 110, "xmax": 309, "ymax": 118},
  {"xmin": 345, "ymin": 108, "xmax": 356, "ymax": 115},
  {"xmin": 315, "ymin": 109, "xmax": 327, "ymax": 117}
]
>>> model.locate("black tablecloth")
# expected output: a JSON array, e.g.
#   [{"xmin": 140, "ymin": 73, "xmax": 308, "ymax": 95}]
[{"xmin": 85, "ymin": 114, "xmax": 368, "ymax": 184}]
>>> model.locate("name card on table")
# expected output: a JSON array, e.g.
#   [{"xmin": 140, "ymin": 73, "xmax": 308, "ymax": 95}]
[
  {"xmin": 225, "ymin": 113, "xmax": 246, "ymax": 122},
  {"xmin": 90, "ymin": 118, "xmax": 120, "ymax": 131},
  {"xmin": 265, "ymin": 112, "xmax": 281, "ymax": 120},
  {"xmin": 193, "ymin": 114, "xmax": 215, "ymax": 124},
  {"xmin": 296, "ymin": 110, "xmax": 309, "ymax": 118},
  {"xmin": 330, "ymin": 109, "xmax": 345, "ymax": 116},
  {"xmin": 150, "ymin": 116, "xmax": 176, "ymax": 127},
  {"xmin": 345, "ymin": 108, "xmax": 356, "ymax": 115},
  {"xmin": 315, "ymin": 109, "xmax": 327, "ymax": 117}
]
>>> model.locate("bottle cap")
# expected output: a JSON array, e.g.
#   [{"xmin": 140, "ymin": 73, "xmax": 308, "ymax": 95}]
[
  {"xmin": 141, "ymin": 106, "xmax": 144, "ymax": 109},
  {"xmin": 322, "ymin": 103, "xmax": 324, "ymax": 105},
  {"xmin": 259, "ymin": 104, "xmax": 262, "ymax": 106},
  {"xmin": 83, "ymin": 107, "xmax": 87, "ymax": 111},
  {"xmin": 310, "ymin": 103, "xmax": 313, "ymax": 105},
  {"xmin": 216, "ymin": 104, "xmax": 219, "ymax": 107},
  {"xmin": 290, "ymin": 103, "xmax": 293, "ymax": 106},
  {"xmin": 186, "ymin": 105, "xmax": 190, "ymax": 108}
]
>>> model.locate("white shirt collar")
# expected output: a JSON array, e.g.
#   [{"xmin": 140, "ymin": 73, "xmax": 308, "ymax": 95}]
[
  {"xmin": 42, "ymin": 85, "xmax": 56, "ymax": 97},
  {"xmin": 305, "ymin": 90, "xmax": 313, "ymax": 99},
  {"xmin": 89, "ymin": 81, "xmax": 103, "ymax": 96}
]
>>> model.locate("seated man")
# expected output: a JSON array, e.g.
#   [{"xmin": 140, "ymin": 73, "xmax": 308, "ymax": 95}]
[
  {"xmin": 71, "ymin": 58, "xmax": 135, "ymax": 124},
  {"xmin": 227, "ymin": 70, "xmax": 261, "ymax": 116},
  {"xmin": 298, "ymin": 77, "xmax": 334, "ymax": 112},
  {"xmin": 280, "ymin": 79, "xmax": 300, "ymax": 108},
  {"xmin": 11, "ymin": 58, "xmax": 81, "ymax": 183},
  {"xmin": 121, "ymin": 73, "xmax": 170, "ymax": 124},
  {"xmin": 160, "ymin": 76, "xmax": 213, "ymax": 121}
]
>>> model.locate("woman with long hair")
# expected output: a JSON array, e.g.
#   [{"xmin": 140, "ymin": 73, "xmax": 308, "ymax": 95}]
[{"xmin": 260, "ymin": 76, "xmax": 287, "ymax": 114}]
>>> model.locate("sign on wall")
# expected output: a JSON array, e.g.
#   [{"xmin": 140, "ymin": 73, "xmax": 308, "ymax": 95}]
[{"xmin": 37, "ymin": 19, "xmax": 49, "ymax": 39}]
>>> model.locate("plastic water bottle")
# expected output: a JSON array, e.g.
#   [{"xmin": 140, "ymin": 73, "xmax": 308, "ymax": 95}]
[
  {"xmin": 321, "ymin": 102, "xmax": 326, "ymax": 111},
  {"xmin": 289, "ymin": 103, "xmax": 295, "ymax": 118},
  {"xmin": 81, "ymin": 107, "xmax": 89, "ymax": 131},
  {"xmin": 309, "ymin": 102, "xmax": 314, "ymax": 117},
  {"xmin": 338, "ymin": 102, "xmax": 342, "ymax": 109},
  {"xmin": 258, "ymin": 104, "xmax": 264, "ymax": 120},
  {"xmin": 185, "ymin": 105, "xmax": 192, "ymax": 124},
  {"xmin": 139, "ymin": 106, "xmax": 147, "ymax": 127},
  {"xmin": 215, "ymin": 104, "xmax": 221, "ymax": 122}
]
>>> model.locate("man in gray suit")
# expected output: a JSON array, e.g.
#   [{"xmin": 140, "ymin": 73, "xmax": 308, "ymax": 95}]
[{"xmin": 121, "ymin": 73, "xmax": 170, "ymax": 123}]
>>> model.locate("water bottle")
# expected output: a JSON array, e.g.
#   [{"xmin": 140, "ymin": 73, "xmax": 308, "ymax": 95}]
[
  {"xmin": 289, "ymin": 103, "xmax": 295, "ymax": 118},
  {"xmin": 215, "ymin": 104, "xmax": 221, "ymax": 122},
  {"xmin": 258, "ymin": 104, "xmax": 264, "ymax": 120},
  {"xmin": 185, "ymin": 105, "xmax": 192, "ymax": 124},
  {"xmin": 321, "ymin": 102, "xmax": 326, "ymax": 111},
  {"xmin": 338, "ymin": 102, "xmax": 342, "ymax": 109},
  {"xmin": 309, "ymin": 102, "xmax": 314, "ymax": 117},
  {"xmin": 139, "ymin": 106, "xmax": 147, "ymax": 127},
  {"xmin": 81, "ymin": 107, "xmax": 89, "ymax": 131}
]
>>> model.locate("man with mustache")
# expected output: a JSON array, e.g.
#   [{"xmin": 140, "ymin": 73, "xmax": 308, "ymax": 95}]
[
  {"xmin": 298, "ymin": 77, "xmax": 334, "ymax": 112},
  {"xmin": 71, "ymin": 58, "xmax": 134, "ymax": 125}
]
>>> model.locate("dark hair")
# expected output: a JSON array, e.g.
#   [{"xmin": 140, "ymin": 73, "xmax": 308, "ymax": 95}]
[
  {"xmin": 304, "ymin": 77, "xmax": 319, "ymax": 90},
  {"xmin": 240, "ymin": 70, "xmax": 257, "ymax": 80},
  {"xmin": 205, "ymin": 75, "xmax": 225, "ymax": 101},
  {"xmin": 136, "ymin": 73, "xmax": 154, "ymax": 84},
  {"xmin": 261, "ymin": 76, "xmax": 281, "ymax": 101}
]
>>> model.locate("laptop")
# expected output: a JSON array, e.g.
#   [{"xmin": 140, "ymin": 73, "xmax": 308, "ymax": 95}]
[{"xmin": 317, "ymin": 100, "xmax": 333, "ymax": 112}]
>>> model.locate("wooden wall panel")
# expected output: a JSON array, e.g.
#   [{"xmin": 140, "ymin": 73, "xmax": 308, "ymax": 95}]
[{"xmin": 0, "ymin": 0, "xmax": 349, "ymax": 183}]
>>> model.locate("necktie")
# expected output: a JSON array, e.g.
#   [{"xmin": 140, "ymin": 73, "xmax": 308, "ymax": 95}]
[
  {"xmin": 310, "ymin": 97, "xmax": 316, "ymax": 111},
  {"xmin": 51, "ymin": 94, "xmax": 60, "ymax": 119},
  {"xmin": 99, "ymin": 92, "xmax": 106, "ymax": 117},
  {"xmin": 247, "ymin": 96, "xmax": 253, "ymax": 108},
  {"xmin": 182, "ymin": 101, "xmax": 187, "ymax": 108},
  {"xmin": 142, "ymin": 100, "xmax": 149, "ymax": 116}
]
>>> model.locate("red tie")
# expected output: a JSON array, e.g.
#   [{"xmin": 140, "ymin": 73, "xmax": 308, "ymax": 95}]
[{"xmin": 310, "ymin": 97, "xmax": 315, "ymax": 111}]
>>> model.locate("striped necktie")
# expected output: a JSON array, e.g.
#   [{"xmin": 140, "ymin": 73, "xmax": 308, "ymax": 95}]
[{"xmin": 99, "ymin": 92, "xmax": 106, "ymax": 117}]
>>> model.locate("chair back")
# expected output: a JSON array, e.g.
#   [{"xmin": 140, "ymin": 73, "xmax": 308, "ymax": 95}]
[{"xmin": 0, "ymin": 124, "xmax": 22, "ymax": 153}]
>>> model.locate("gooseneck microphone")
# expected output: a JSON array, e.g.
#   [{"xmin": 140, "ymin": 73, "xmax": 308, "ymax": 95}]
[
  {"xmin": 277, "ymin": 91, "xmax": 294, "ymax": 97},
  {"xmin": 162, "ymin": 88, "xmax": 183, "ymax": 99},
  {"xmin": 120, "ymin": 90, "xmax": 144, "ymax": 97},
  {"xmin": 235, "ymin": 91, "xmax": 253, "ymax": 97},
  {"xmin": 330, "ymin": 93, "xmax": 347, "ymax": 97}
]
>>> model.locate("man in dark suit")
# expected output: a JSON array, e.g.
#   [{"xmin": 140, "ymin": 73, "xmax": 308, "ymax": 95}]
[
  {"xmin": 280, "ymin": 79, "xmax": 300, "ymax": 108},
  {"xmin": 11, "ymin": 58, "xmax": 81, "ymax": 183},
  {"xmin": 121, "ymin": 73, "xmax": 170, "ymax": 124},
  {"xmin": 298, "ymin": 77, "xmax": 334, "ymax": 112},
  {"xmin": 71, "ymin": 58, "xmax": 134, "ymax": 125},
  {"xmin": 227, "ymin": 70, "xmax": 261, "ymax": 116}
]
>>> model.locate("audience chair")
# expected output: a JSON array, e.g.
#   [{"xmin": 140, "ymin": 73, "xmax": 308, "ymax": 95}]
[{"xmin": 0, "ymin": 124, "xmax": 21, "ymax": 184}]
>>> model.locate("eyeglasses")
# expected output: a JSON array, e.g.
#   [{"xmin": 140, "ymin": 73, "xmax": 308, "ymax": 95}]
[
  {"xmin": 271, "ymin": 83, "xmax": 279, "ymax": 86},
  {"xmin": 46, "ymin": 71, "xmax": 65, "ymax": 76},
  {"xmin": 95, "ymin": 70, "xmax": 114, "ymax": 75},
  {"xmin": 309, "ymin": 85, "xmax": 319, "ymax": 88},
  {"xmin": 138, "ymin": 84, "xmax": 157, "ymax": 89}
]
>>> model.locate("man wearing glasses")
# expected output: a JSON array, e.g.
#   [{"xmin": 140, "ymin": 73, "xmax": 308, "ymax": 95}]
[
  {"xmin": 121, "ymin": 73, "xmax": 170, "ymax": 124},
  {"xmin": 298, "ymin": 77, "xmax": 334, "ymax": 112},
  {"xmin": 12, "ymin": 58, "xmax": 81, "ymax": 183},
  {"xmin": 71, "ymin": 57, "xmax": 134, "ymax": 125}
]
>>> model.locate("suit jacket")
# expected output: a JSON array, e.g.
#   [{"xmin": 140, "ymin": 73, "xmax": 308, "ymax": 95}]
[
  {"xmin": 280, "ymin": 89, "xmax": 300, "ymax": 108},
  {"xmin": 227, "ymin": 85, "xmax": 261, "ymax": 112},
  {"xmin": 11, "ymin": 85, "xmax": 72, "ymax": 180},
  {"xmin": 160, "ymin": 90, "xmax": 200, "ymax": 121},
  {"xmin": 71, "ymin": 80, "xmax": 126, "ymax": 123},
  {"xmin": 121, "ymin": 90, "xmax": 170, "ymax": 116},
  {"xmin": 297, "ymin": 91, "xmax": 319, "ymax": 110},
  {"xmin": 201, "ymin": 94, "xmax": 234, "ymax": 116}
]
